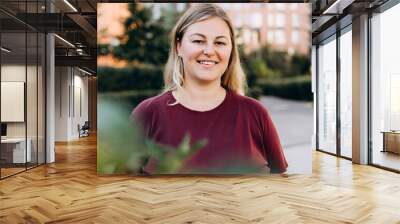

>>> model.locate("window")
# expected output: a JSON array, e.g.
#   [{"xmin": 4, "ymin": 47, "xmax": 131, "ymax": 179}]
[
  {"xmin": 317, "ymin": 35, "xmax": 337, "ymax": 154},
  {"xmin": 0, "ymin": 1, "xmax": 46, "ymax": 179},
  {"xmin": 276, "ymin": 13, "xmax": 285, "ymax": 28},
  {"xmin": 250, "ymin": 13, "xmax": 262, "ymax": 28},
  {"xmin": 339, "ymin": 27, "xmax": 352, "ymax": 158},
  {"xmin": 267, "ymin": 31, "xmax": 274, "ymax": 44},
  {"xmin": 371, "ymin": 3, "xmax": 400, "ymax": 171},
  {"xmin": 252, "ymin": 30, "xmax": 259, "ymax": 43},
  {"xmin": 275, "ymin": 30, "xmax": 285, "ymax": 45},
  {"xmin": 292, "ymin": 14, "xmax": 300, "ymax": 28},
  {"xmin": 291, "ymin": 30, "xmax": 300, "ymax": 44},
  {"xmin": 235, "ymin": 15, "xmax": 243, "ymax": 27},
  {"xmin": 243, "ymin": 29, "xmax": 251, "ymax": 44}
]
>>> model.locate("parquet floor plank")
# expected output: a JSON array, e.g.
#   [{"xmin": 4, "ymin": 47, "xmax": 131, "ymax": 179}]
[{"xmin": 0, "ymin": 134, "xmax": 399, "ymax": 223}]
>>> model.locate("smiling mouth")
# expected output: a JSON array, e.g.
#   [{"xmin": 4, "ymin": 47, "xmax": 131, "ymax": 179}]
[{"xmin": 197, "ymin": 60, "xmax": 219, "ymax": 66}]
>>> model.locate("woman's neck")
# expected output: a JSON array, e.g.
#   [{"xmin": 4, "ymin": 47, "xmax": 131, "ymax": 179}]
[
  {"xmin": 182, "ymin": 81, "xmax": 225, "ymax": 101},
  {"xmin": 172, "ymin": 81, "xmax": 227, "ymax": 111}
]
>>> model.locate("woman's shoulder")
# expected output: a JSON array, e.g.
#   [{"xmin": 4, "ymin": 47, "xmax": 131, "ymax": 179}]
[
  {"xmin": 231, "ymin": 90, "xmax": 269, "ymax": 114},
  {"xmin": 230, "ymin": 91, "xmax": 274, "ymax": 129},
  {"xmin": 131, "ymin": 90, "xmax": 171, "ymax": 118},
  {"xmin": 139, "ymin": 90, "xmax": 170, "ymax": 107}
]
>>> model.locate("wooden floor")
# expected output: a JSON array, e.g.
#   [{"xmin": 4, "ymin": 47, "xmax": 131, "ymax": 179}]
[{"xmin": 1, "ymin": 135, "xmax": 400, "ymax": 223}]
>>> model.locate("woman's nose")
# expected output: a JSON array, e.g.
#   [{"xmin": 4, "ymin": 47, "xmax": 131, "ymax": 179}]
[{"xmin": 203, "ymin": 44, "xmax": 216, "ymax": 56}]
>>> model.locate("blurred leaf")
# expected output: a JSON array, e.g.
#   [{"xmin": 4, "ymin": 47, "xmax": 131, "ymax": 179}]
[
  {"xmin": 98, "ymin": 97, "xmax": 209, "ymax": 174},
  {"xmin": 146, "ymin": 133, "xmax": 208, "ymax": 174}
]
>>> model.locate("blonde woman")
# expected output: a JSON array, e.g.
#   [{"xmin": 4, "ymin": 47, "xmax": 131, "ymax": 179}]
[{"xmin": 132, "ymin": 3, "xmax": 288, "ymax": 174}]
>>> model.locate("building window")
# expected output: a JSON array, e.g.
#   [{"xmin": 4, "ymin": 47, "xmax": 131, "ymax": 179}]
[
  {"xmin": 250, "ymin": 13, "xmax": 262, "ymax": 28},
  {"xmin": 275, "ymin": 30, "xmax": 285, "ymax": 45},
  {"xmin": 243, "ymin": 29, "xmax": 251, "ymax": 44},
  {"xmin": 252, "ymin": 30, "xmax": 260, "ymax": 44},
  {"xmin": 267, "ymin": 31, "xmax": 274, "ymax": 44},
  {"xmin": 292, "ymin": 14, "xmax": 300, "ymax": 28},
  {"xmin": 234, "ymin": 15, "xmax": 242, "ymax": 27},
  {"xmin": 276, "ymin": 13, "xmax": 285, "ymax": 28},
  {"xmin": 291, "ymin": 30, "xmax": 300, "ymax": 44}
]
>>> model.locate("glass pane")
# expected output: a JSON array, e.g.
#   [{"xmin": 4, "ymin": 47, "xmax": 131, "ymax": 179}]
[
  {"xmin": 371, "ymin": 4, "xmax": 400, "ymax": 171},
  {"xmin": 1, "ymin": 30, "xmax": 27, "ymax": 177},
  {"xmin": 318, "ymin": 35, "xmax": 337, "ymax": 154},
  {"xmin": 340, "ymin": 28, "xmax": 352, "ymax": 158},
  {"xmin": 38, "ymin": 32, "xmax": 45, "ymax": 165},
  {"xmin": 27, "ymin": 31, "xmax": 38, "ymax": 169}
]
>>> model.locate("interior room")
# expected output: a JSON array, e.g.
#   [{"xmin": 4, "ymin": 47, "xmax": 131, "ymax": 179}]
[{"xmin": 0, "ymin": 0, "xmax": 399, "ymax": 223}]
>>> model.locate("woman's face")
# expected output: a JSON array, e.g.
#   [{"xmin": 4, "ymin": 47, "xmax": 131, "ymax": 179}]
[{"xmin": 177, "ymin": 17, "xmax": 232, "ymax": 86}]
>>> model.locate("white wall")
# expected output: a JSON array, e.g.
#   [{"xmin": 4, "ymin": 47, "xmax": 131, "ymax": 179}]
[
  {"xmin": 54, "ymin": 67, "xmax": 89, "ymax": 141},
  {"xmin": 55, "ymin": 66, "xmax": 70, "ymax": 141}
]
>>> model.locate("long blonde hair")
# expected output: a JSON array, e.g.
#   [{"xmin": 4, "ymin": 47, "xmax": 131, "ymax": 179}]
[{"xmin": 163, "ymin": 3, "xmax": 247, "ymax": 95}]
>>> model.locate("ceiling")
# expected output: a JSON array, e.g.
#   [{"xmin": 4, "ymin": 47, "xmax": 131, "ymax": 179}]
[{"xmin": 1, "ymin": 0, "xmax": 97, "ymax": 74}]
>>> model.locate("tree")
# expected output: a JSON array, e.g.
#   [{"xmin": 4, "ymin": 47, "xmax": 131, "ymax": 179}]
[
  {"xmin": 290, "ymin": 53, "xmax": 311, "ymax": 76},
  {"xmin": 112, "ymin": 3, "xmax": 170, "ymax": 65}
]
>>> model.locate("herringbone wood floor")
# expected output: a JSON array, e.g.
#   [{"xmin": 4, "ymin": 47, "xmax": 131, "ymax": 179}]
[{"xmin": 1, "ymin": 134, "xmax": 400, "ymax": 224}]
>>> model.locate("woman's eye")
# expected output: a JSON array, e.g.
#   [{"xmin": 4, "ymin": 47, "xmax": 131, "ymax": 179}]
[
  {"xmin": 192, "ymin": 40, "xmax": 204, "ymax": 44},
  {"xmin": 216, "ymin": 42, "xmax": 226, "ymax": 46}
]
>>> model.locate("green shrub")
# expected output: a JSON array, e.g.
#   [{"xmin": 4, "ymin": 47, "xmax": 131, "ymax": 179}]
[
  {"xmin": 257, "ymin": 76, "xmax": 312, "ymax": 101},
  {"xmin": 98, "ymin": 66, "xmax": 164, "ymax": 92},
  {"xmin": 247, "ymin": 87, "xmax": 263, "ymax": 100},
  {"xmin": 99, "ymin": 89, "xmax": 161, "ymax": 107}
]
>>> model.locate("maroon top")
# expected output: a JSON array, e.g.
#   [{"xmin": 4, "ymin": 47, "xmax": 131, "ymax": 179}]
[{"xmin": 132, "ymin": 89, "xmax": 288, "ymax": 174}]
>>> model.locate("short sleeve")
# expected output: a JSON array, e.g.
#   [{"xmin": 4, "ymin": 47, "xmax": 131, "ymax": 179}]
[
  {"xmin": 259, "ymin": 107, "xmax": 288, "ymax": 173},
  {"xmin": 130, "ymin": 98, "xmax": 154, "ymax": 138}
]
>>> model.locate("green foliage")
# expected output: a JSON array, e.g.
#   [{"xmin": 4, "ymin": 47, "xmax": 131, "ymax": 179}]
[
  {"xmin": 239, "ymin": 44, "xmax": 311, "ymax": 100},
  {"xmin": 247, "ymin": 86, "xmax": 263, "ymax": 100},
  {"xmin": 98, "ymin": 65, "xmax": 164, "ymax": 92},
  {"xmin": 99, "ymin": 89, "xmax": 160, "ymax": 107},
  {"xmin": 257, "ymin": 76, "xmax": 313, "ymax": 101},
  {"xmin": 97, "ymin": 97, "xmax": 208, "ymax": 174},
  {"xmin": 249, "ymin": 58, "xmax": 281, "ymax": 80},
  {"xmin": 158, "ymin": 5, "xmax": 185, "ymax": 32},
  {"xmin": 97, "ymin": 97, "xmax": 144, "ymax": 174},
  {"xmin": 144, "ymin": 133, "xmax": 207, "ymax": 174},
  {"xmin": 112, "ymin": 4, "xmax": 170, "ymax": 65},
  {"xmin": 290, "ymin": 53, "xmax": 311, "ymax": 75},
  {"xmin": 241, "ymin": 44, "xmax": 310, "ymax": 80}
]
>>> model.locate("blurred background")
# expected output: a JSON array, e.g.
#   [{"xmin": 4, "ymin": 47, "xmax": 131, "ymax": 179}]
[
  {"xmin": 97, "ymin": 3, "xmax": 311, "ymax": 102},
  {"xmin": 97, "ymin": 3, "xmax": 313, "ymax": 174}
]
